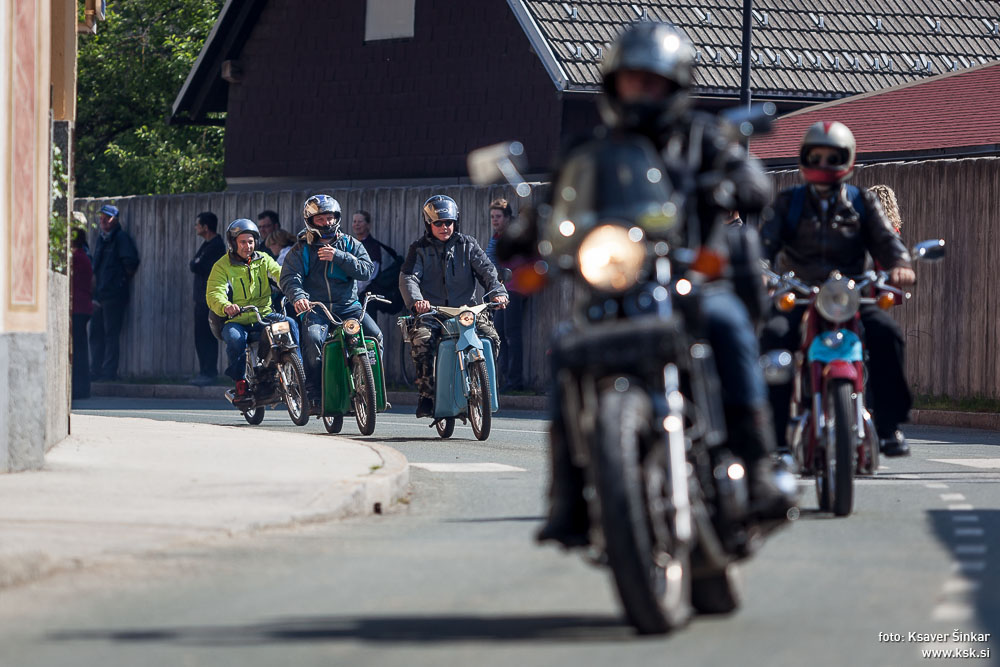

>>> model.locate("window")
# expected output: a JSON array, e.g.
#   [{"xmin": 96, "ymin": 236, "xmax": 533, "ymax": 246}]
[{"xmin": 365, "ymin": 0, "xmax": 415, "ymax": 42}]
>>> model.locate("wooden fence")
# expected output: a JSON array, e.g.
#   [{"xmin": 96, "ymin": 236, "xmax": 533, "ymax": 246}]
[{"xmin": 76, "ymin": 156, "xmax": 1000, "ymax": 399}]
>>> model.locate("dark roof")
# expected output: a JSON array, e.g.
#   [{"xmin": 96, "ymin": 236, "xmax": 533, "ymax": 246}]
[
  {"xmin": 749, "ymin": 62, "xmax": 1000, "ymax": 164},
  {"xmin": 170, "ymin": 0, "xmax": 267, "ymax": 123},
  {"xmin": 510, "ymin": 0, "xmax": 1000, "ymax": 100}
]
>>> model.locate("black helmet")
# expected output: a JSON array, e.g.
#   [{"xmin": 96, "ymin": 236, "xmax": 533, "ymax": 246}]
[
  {"xmin": 225, "ymin": 218, "xmax": 260, "ymax": 254},
  {"xmin": 599, "ymin": 21, "xmax": 695, "ymax": 135},
  {"xmin": 422, "ymin": 195, "xmax": 459, "ymax": 232},
  {"xmin": 302, "ymin": 194, "xmax": 341, "ymax": 242}
]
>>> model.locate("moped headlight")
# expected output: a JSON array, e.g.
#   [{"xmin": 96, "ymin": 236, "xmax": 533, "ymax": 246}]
[
  {"xmin": 576, "ymin": 224, "xmax": 645, "ymax": 292},
  {"xmin": 269, "ymin": 320, "xmax": 290, "ymax": 335},
  {"xmin": 458, "ymin": 311, "xmax": 476, "ymax": 327},
  {"xmin": 343, "ymin": 319, "xmax": 361, "ymax": 335},
  {"xmin": 815, "ymin": 277, "xmax": 859, "ymax": 323}
]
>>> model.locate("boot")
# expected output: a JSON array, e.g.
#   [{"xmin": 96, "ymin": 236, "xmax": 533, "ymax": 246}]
[
  {"xmin": 415, "ymin": 396, "xmax": 434, "ymax": 418},
  {"xmin": 725, "ymin": 404, "xmax": 798, "ymax": 520},
  {"xmin": 536, "ymin": 426, "xmax": 590, "ymax": 547}
]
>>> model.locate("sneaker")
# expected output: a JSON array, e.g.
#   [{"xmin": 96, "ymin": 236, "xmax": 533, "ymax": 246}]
[
  {"xmin": 415, "ymin": 396, "xmax": 434, "ymax": 418},
  {"xmin": 879, "ymin": 430, "xmax": 910, "ymax": 457}
]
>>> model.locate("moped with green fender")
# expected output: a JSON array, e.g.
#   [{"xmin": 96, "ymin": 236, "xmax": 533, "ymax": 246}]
[{"xmin": 305, "ymin": 293, "xmax": 390, "ymax": 435}]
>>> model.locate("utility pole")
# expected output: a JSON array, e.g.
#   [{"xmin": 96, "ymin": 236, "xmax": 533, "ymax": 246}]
[{"xmin": 740, "ymin": 0, "xmax": 753, "ymax": 110}]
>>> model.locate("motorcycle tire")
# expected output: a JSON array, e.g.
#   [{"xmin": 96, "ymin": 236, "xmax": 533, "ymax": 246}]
[
  {"xmin": 243, "ymin": 407, "xmax": 265, "ymax": 425},
  {"xmin": 351, "ymin": 354, "xmax": 378, "ymax": 436},
  {"xmin": 468, "ymin": 359, "xmax": 492, "ymax": 441},
  {"xmin": 279, "ymin": 353, "xmax": 310, "ymax": 427},
  {"xmin": 323, "ymin": 414, "xmax": 344, "ymax": 434},
  {"xmin": 436, "ymin": 417, "xmax": 455, "ymax": 438},
  {"xmin": 692, "ymin": 564, "xmax": 743, "ymax": 615},
  {"xmin": 592, "ymin": 386, "xmax": 691, "ymax": 635},
  {"xmin": 830, "ymin": 379, "xmax": 855, "ymax": 517}
]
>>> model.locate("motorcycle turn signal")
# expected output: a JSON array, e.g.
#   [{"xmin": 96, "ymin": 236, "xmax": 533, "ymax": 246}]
[
  {"xmin": 877, "ymin": 293, "xmax": 895, "ymax": 310},
  {"xmin": 776, "ymin": 292, "xmax": 796, "ymax": 312}
]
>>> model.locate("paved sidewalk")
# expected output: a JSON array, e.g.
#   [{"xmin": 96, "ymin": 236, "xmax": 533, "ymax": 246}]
[{"xmin": 0, "ymin": 414, "xmax": 409, "ymax": 589}]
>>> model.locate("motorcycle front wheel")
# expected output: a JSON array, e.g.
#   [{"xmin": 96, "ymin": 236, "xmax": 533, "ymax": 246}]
[
  {"xmin": 592, "ymin": 386, "xmax": 691, "ymax": 635},
  {"xmin": 351, "ymin": 354, "xmax": 378, "ymax": 436},
  {"xmin": 243, "ymin": 407, "xmax": 265, "ymax": 425},
  {"xmin": 829, "ymin": 379, "xmax": 855, "ymax": 517},
  {"xmin": 436, "ymin": 417, "xmax": 455, "ymax": 438},
  {"xmin": 468, "ymin": 359, "xmax": 492, "ymax": 441},
  {"xmin": 279, "ymin": 353, "xmax": 310, "ymax": 427},
  {"xmin": 323, "ymin": 414, "xmax": 344, "ymax": 434}
]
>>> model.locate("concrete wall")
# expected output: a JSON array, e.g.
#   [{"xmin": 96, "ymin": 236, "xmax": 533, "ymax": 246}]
[
  {"xmin": 0, "ymin": 333, "xmax": 46, "ymax": 472},
  {"xmin": 46, "ymin": 271, "xmax": 69, "ymax": 451}
]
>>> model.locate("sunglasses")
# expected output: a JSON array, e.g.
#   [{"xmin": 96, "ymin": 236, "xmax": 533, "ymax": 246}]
[
  {"xmin": 806, "ymin": 153, "xmax": 844, "ymax": 167},
  {"xmin": 432, "ymin": 220, "xmax": 455, "ymax": 228}
]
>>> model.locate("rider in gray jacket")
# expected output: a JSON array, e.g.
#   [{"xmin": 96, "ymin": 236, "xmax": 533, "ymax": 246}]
[
  {"xmin": 400, "ymin": 195, "xmax": 508, "ymax": 417},
  {"xmin": 280, "ymin": 195, "xmax": 380, "ymax": 410}
]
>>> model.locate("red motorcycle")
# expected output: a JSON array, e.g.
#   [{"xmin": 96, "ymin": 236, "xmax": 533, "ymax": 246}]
[{"xmin": 766, "ymin": 239, "xmax": 944, "ymax": 516}]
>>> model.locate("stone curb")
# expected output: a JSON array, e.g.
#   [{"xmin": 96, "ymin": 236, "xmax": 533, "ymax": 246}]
[{"xmin": 910, "ymin": 409, "xmax": 1000, "ymax": 431}]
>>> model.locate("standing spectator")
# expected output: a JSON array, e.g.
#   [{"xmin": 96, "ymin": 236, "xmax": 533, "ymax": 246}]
[
  {"xmin": 868, "ymin": 185, "xmax": 904, "ymax": 235},
  {"xmin": 189, "ymin": 211, "xmax": 225, "ymax": 385},
  {"xmin": 70, "ymin": 228, "xmax": 93, "ymax": 400},
  {"xmin": 352, "ymin": 209, "xmax": 404, "ymax": 314},
  {"xmin": 90, "ymin": 204, "xmax": 140, "ymax": 381},
  {"xmin": 265, "ymin": 228, "xmax": 296, "ymax": 265},
  {"xmin": 257, "ymin": 209, "xmax": 280, "ymax": 258},
  {"xmin": 486, "ymin": 198, "xmax": 526, "ymax": 392}
]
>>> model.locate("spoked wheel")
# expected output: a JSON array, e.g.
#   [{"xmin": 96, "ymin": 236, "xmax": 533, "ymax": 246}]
[
  {"xmin": 351, "ymin": 354, "xmax": 378, "ymax": 436},
  {"xmin": 592, "ymin": 385, "xmax": 691, "ymax": 635},
  {"xmin": 467, "ymin": 359, "xmax": 492, "ymax": 441},
  {"xmin": 829, "ymin": 379, "xmax": 856, "ymax": 517},
  {"xmin": 436, "ymin": 417, "xmax": 455, "ymax": 438},
  {"xmin": 279, "ymin": 353, "xmax": 310, "ymax": 426},
  {"xmin": 243, "ymin": 407, "xmax": 265, "ymax": 425},
  {"xmin": 323, "ymin": 414, "xmax": 344, "ymax": 434}
]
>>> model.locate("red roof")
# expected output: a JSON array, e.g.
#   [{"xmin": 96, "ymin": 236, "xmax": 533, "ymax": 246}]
[{"xmin": 750, "ymin": 62, "xmax": 1000, "ymax": 161}]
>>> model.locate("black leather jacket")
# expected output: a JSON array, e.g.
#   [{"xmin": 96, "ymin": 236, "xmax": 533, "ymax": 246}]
[{"xmin": 761, "ymin": 184, "xmax": 911, "ymax": 285}]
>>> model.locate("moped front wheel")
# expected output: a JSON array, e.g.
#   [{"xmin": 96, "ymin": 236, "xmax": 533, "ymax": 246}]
[
  {"xmin": 468, "ymin": 359, "xmax": 492, "ymax": 441},
  {"xmin": 280, "ymin": 353, "xmax": 310, "ymax": 427},
  {"xmin": 352, "ymin": 354, "xmax": 378, "ymax": 436},
  {"xmin": 436, "ymin": 417, "xmax": 455, "ymax": 438},
  {"xmin": 243, "ymin": 407, "xmax": 265, "ymax": 425},
  {"xmin": 323, "ymin": 414, "xmax": 344, "ymax": 434}
]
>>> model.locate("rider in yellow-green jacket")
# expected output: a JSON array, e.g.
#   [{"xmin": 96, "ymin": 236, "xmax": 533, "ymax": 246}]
[{"xmin": 206, "ymin": 219, "xmax": 300, "ymax": 396}]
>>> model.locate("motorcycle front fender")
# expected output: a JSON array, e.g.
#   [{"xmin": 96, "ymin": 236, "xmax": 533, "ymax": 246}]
[{"xmin": 822, "ymin": 359, "xmax": 859, "ymax": 382}]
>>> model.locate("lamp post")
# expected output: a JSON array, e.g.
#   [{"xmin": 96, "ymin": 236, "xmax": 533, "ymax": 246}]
[{"xmin": 740, "ymin": 0, "xmax": 753, "ymax": 110}]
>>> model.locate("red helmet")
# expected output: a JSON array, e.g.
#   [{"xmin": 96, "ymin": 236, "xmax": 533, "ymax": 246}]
[{"xmin": 798, "ymin": 121, "xmax": 856, "ymax": 185}]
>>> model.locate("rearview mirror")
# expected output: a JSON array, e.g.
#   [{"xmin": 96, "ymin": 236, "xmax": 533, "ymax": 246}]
[
  {"xmin": 912, "ymin": 239, "xmax": 945, "ymax": 261},
  {"xmin": 467, "ymin": 141, "xmax": 531, "ymax": 196}
]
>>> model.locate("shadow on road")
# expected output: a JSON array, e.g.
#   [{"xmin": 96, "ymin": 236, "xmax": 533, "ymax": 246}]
[{"xmin": 49, "ymin": 614, "xmax": 640, "ymax": 646}]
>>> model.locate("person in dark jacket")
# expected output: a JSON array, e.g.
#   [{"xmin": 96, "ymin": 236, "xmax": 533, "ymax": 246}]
[
  {"xmin": 486, "ymin": 198, "xmax": 526, "ymax": 392},
  {"xmin": 760, "ymin": 120, "xmax": 915, "ymax": 456},
  {"xmin": 280, "ymin": 195, "xmax": 380, "ymax": 411},
  {"xmin": 189, "ymin": 211, "xmax": 226, "ymax": 385},
  {"xmin": 71, "ymin": 228, "xmax": 93, "ymax": 399},
  {"xmin": 89, "ymin": 204, "xmax": 140, "ymax": 381},
  {"xmin": 399, "ymin": 195, "xmax": 508, "ymax": 418}
]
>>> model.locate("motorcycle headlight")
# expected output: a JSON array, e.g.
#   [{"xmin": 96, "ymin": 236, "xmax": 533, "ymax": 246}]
[
  {"xmin": 458, "ymin": 311, "xmax": 476, "ymax": 326},
  {"xmin": 269, "ymin": 320, "xmax": 290, "ymax": 335},
  {"xmin": 577, "ymin": 224, "xmax": 645, "ymax": 292},
  {"xmin": 815, "ymin": 277, "xmax": 859, "ymax": 323},
  {"xmin": 343, "ymin": 319, "xmax": 361, "ymax": 335}
]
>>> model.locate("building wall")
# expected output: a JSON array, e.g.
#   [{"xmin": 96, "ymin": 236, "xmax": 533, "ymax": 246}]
[{"xmin": 224, "ymin": 0, "xmax": 562, "ymax": 186}]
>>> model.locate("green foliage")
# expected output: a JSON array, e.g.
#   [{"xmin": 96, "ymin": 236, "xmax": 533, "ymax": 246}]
[
  {"xmin": 913, "ymin": 394, "xmax": 1000, "ymax": 414},
  {"xmin": 49, "ymin": 144, "xmax": 70, "ymax": 273},
  {"xmin": 76, "ymin": 0, "xmax": 225, "ymax": 197}
]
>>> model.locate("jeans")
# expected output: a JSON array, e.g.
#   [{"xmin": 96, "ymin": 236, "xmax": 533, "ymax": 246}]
[
  {"xmin": 494, "ymin": 292, "xmax": 526, "ymax": 389},
  {"xmin": 701, "ymin": 289, "xmax": 768, "ymax": 407},
  {"xmin": 90, "ymin": 299, "xmax": 127, "ymax": 380},
  {"xmin": 221, "ymin": 315, "xmax": 301, "ymax": 382},
  {"xmin": 301, "ymin": 303, "xmax": 383, "ymax": 398},
  {"xmin": 72, "ymin": 314, "xmax": 91, "ymax": 399},
  {"xmin": 194, "ymin": 301, "xmax": 219, "ymax": 377}
]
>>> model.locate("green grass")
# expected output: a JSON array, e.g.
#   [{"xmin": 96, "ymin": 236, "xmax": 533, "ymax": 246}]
[{"xmin": 913, "ymin": 394, "xmax": 1000, "ymax": 414}]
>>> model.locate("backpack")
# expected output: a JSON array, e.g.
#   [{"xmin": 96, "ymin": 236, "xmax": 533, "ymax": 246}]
[{"xmin": 365, "ymin": 240, "xmax": 405, "ymax": 315}]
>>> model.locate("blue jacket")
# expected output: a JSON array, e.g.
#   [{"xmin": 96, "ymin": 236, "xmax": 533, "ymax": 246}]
[
  {"xmin": 92, "ymin": 223, "xmax": 140, "ymax": 303},
  {"xmin": 279, "ymin": 230, "xmax": 375, "ymax": 310}
]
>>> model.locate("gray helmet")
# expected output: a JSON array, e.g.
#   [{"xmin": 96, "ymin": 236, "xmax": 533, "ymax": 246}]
[
  {"xmin": 422, "ymin": 195, "xmax": 459, "ymax": 233},
  {"xmin": 302, "ymin": 194, "xmax": 341, "ymax": 242},
  {"xmin": 799, "ymin": 121, "xmax": 857, "ymax": 185},
  {"xmin": 598, "ymin": 21, "xmax": 695, "ymax": 134},
  {"xmin": 225, "ymin": 218, "xmax": 260, "ymax": 254}
]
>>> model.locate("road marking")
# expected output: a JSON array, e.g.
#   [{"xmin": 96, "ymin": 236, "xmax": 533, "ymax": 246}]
[
  {"xmin": 951, "ymin": 561, "xmax": 987, "ymax": 573},
  {"xmin": 954, "ymin": 544, "xmax": 988, "ymax": 556},
  {"xmin": 952, "ymin": 515, "xmax": 980, "ymax": 523},
  {"xmin": 930, "ymin": 458, "xmax": 1000, "ymax": 469},
  {"xmin": 954, "ymin": 527, "xmax": 985, "ymax": 537},
  {"xmin": 942, "ymin": 577, "xmax": 980, "ymax": 594},
  {"xmin": 410, "ymin": 462, "xmax": 527, "ymax": 473},
  {"xmin": 940, "ymin": 493, "xmax": 966, "ymax": 501},
  {"xmin": 948, "ymin": 504, "xmax": 975, "ymax": 511},
  {"xmin": 931, "ymin": 603, "xmax": 975, "ymax": 622},
  {"xmin": 925, "ymin": 482, "xmax": 949, "ymax": 489},
  {"xmin": 377, "ymin": 420, "xmax": 548, "ymax": 434}
]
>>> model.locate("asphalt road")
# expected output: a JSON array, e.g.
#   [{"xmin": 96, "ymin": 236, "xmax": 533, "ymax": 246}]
[{"xmin": 1, "ymin": 398, "xmax": 997, "ymax": 667}]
